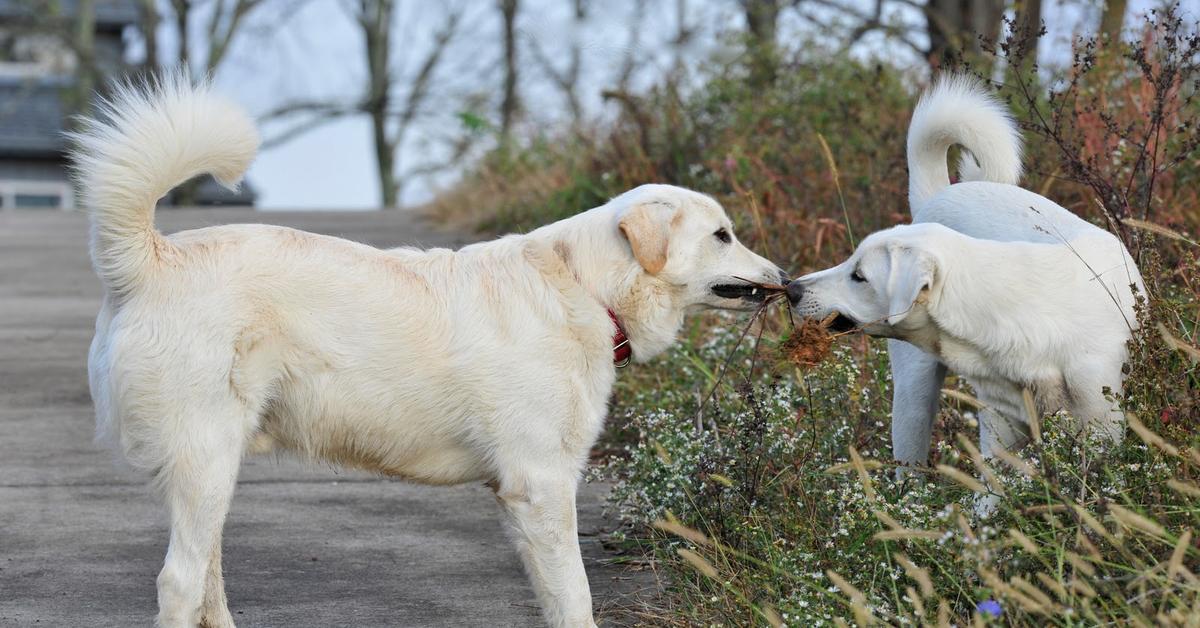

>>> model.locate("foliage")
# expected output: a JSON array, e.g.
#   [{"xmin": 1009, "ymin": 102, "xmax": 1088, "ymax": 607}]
[{"xmin": 424, "ymin": 52, "xmax": 916, "ymax": 275}]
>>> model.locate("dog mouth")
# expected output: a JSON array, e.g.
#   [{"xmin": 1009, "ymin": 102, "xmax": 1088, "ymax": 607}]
[
  {"xmin": 711, "ymin": 283, "xmax": 769, "ymax": 302},
  {"xmin": 827, "ymin": 312, "xmax": 858, "ymax": 333}
]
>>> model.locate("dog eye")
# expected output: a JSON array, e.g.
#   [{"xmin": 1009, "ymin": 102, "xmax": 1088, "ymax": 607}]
[
  {"xmin": 851, "ymin": 269, "xmax": 867, "ymax": 283},
  {"xmin": 713, "ymin": 228, "xmax": 731, "ymax": 244}
]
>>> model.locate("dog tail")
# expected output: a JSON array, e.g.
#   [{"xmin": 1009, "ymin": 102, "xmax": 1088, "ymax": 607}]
[
  {"xmin": 906, "ymin": 74, "xmax": 1022, "ymax": 210},
  {"xmin": 68, "ymin": 72, "xmax": 259, "ymax": 295}
]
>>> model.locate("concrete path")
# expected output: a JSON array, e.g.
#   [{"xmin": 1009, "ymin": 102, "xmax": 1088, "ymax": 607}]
[{"xmin": 0, "ymin": 210, "xmax": 654, "ymax": 627}]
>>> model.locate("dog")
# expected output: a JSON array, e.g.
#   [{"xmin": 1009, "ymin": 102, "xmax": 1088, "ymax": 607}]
[
  {"xmin": 786, "ymin": 75, "xmax": 1143, "ymax": 472},
  {"xmin": 72, "ymin": 76, "xmax": 786, "ymax": 628}
]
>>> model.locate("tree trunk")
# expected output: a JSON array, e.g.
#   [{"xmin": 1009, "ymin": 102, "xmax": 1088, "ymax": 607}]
[
  {"xmin": 361, "ymin": 0, "xmax": 397, "ymax": 207},
  {"xmin": 741, "ymin": 0, "xmax": 779, "ymax": 86},
  {"xmin": 616, "ymin": 0, "xmax": 646, "ymax": 93},
  {"xmin": 171, "ymin": 0, "xmax": 189, "ymax": 70},
  {"xmin": 498, "ymin": 0, "xmax": 519, "ymax": 146},
  {"xmin": 925, "ymin": 0, "xmax": 960, "ymax": 63},
  {"xmin": 968, "ymin": 0, "xmax": 1006, "ymax": 52},
  {"xmin": 564, "ymin": 0, "xmax": 584, "ymax": 128},
  {"xmin": 1012, "ymin": 0, "xmax": 1043, "ymax": 66},
  {"xmin": 373, "ymin": 110, "xmax": 397, "ymax": 208},
  {"xmin": 669, "ymin": 0, "xmax": 693, "ymax": 85},
  {"xmin": 925, "ymin": 0, "xmax": 1004, "ymax": 64},
  {"xmin": 73, "ymin": 0, "xmax": 95, "ymax": 114},
  {"xmin": 1099, "ymin": 0, "xmax": 1127, "ymax": 43},
  {"xmin": 138, "ymin": 0, "xmax": 159, "ymax": 71}
]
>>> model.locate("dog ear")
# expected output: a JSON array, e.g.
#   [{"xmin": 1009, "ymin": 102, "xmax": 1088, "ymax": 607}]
[
  {"xmin": 886, "ymin": 246, "xmax": 937, "ymax": 326},
  {"xmin": 618, "ymin": 201, "xmax": 674, "ymax": 275}
]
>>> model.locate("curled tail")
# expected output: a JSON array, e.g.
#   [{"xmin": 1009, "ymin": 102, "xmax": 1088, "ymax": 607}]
[
  {"xmin": 907, "ymin": 74, "xmax": 1023, "ymax": 210},
  {"xmin": 68, "ymin": 73, "xmax": 260, "ymax": 295}
]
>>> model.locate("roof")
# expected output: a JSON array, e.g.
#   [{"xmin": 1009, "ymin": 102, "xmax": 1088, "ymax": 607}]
[
  {"xmin": 0, "ymin": 77, "xmax": 68, "ymax": 158},
  {"xmin": 0, "ymin": 0, "xmax": 139, "ymax": 30}
]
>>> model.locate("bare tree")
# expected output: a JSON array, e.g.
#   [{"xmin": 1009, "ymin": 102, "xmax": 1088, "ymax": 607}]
[
  {"xmin": 1099, "ymin": 0, "xmax": 1127, "ymax": 43},
  {"xmin": 498, "ymin": 0, "xmax": 520, "ymax": 144},
  {"xmin": 615, "ymin": 0, "xmax": 647, "ymax": 93},
  {"xmin": 134, "ymin": 0, "xmax": 268, "ymax": 78},
  {"xmin": 204, "ymin": 0, "xmax": 266, "ymax": 74},
  {"xmin": 924, "ymin": 0, "xmax": 1005, "ymax": 64},
  {"xmin": 261, "ymin": 2, "xmax": 466, "ymax": 208},
  {"xmin": 351, "ymin": 1, "xmax": 463, "ymax": 207},
  {"xmin": 795, "ymin": 0, "xmax": 926, "ymax": 57},
  {"xmin": 73, "ymin": 0, "xmax": 96, "ymax": 112},
  {"xmin": 669, "ymin": 0, "xmax": 697, "ymax": 84},
  {"xmin": 359, "ymin": 0, "xmax": 397, "ymax": 207},
  {"xmin": 136, "ymin": 0, "xmax": 160, "ymax": 70},
  {"xmin": 527, "ymin": 0, "xmax": 585, "ymax": 129},
  {"xmin": 121, "ymin": 0, "xmax": 271, "ymax": 203},
  {"xmin": 740, "ymin": 0, "xmax": 781, "ymax": 84},
  {"xmin": 1011, "ymin": 0, "xmax": 1044, "ymax": 71}
]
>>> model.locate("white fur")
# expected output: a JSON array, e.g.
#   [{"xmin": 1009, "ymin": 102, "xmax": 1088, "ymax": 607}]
[
  {"xmin": 790, "ymin": 75, "xmax": 1143, "ymax": 478},
  {"xmin": 907, "ymin": 74, "xmax": 1023, "ymax": 209},
  {"xmin": 74, "ymin": 79, "xmax": 783, "ymax": 628}
]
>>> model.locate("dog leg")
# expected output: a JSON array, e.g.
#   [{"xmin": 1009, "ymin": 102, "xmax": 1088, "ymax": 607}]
[
  {"xmin": 889, "ymin": 339, "xmax": 947, "ymax": 473},
  {"xmin": 200, "ymin": 536, "xmax": 235, "ymax": 628},
  {"xmin": 974, "ymin": 406, "xmax": 1028, "ymax": 517},
  {"xmin": 961, "ymin": 385, "xmax": 1029, "ymax": 517},
  {"xmin": 1067, "ymin": 367, "xmax": 1127, "ymax": 444},
  {"xmin": 155, "ymin": 419, "xmax": 246, "ymax": 628},
  {"xmin": 975, "ymin": 384, "xmax": 1031, "ymax": 460},
  {"xmin": 494, "ymin": 469, "xmax": 596, "ymax": 628}
]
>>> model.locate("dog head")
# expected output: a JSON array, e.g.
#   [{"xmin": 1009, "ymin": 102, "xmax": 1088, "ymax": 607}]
[
  {"xmin": 785, "ymin": 223, "xmax": 949, "ymax": 338},
  {"xmin": 614, "ymin": 184, "xmax": 787, "ymax": 312}
]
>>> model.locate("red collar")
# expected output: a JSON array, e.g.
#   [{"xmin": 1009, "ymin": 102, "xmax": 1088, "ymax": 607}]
[{"xmin": 608, "ymin": 309, "xmax": 632, "ymax": 367}]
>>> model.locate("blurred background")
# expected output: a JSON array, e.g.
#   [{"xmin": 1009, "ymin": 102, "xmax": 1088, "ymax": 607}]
[{"xmin": 0, "ymin": 0, "xmax": 1181, "ymax": 212}]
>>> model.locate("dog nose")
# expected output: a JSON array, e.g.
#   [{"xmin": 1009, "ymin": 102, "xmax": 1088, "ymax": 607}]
[
  {"xmin": 777, "ymin": 269, "xmax": 790, "ymax": 284},
  {"xmin": 785, "ymin": 280, "xmax": 804, "ymax": 305}
]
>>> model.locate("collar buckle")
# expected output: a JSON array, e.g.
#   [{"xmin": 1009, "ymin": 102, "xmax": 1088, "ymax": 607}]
[
  {"xmin": 613, "ymin": 338, "xmax": 631, "ymax": 368},
  {"xmin": 607, "ymin": 309, "xmax": 633, "ymax": 368}
]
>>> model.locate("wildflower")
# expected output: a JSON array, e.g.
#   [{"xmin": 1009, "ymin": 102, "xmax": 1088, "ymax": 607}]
[{"xmin": 976, "ymin": 599, "xmax": 1002, "ymax": 617}]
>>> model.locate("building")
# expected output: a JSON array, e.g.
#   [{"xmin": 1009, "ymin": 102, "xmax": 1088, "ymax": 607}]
[{"xmin": 0, "ymin": 0, "xmax": 255, "ymax": 210}]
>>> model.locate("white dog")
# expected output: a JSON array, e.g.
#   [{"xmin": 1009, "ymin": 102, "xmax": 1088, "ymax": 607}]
[
  {"xmin": 73, "ymin": 76, "xmax": 785, "ymax": 628},
  {"xmin": 786, "ymin": 75, "xmax": 1143, "ymax": 468}
]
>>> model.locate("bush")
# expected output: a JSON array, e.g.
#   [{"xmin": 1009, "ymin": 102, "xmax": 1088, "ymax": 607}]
[{"xmin": 425, "ymin": 51, "xmax": 915, "ymax": 276}]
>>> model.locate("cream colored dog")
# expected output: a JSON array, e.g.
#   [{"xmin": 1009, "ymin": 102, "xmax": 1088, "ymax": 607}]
[
  {"xmin": 73, "ymin": 77, "xmax": 784, "ymax": 628},
  {"xmin": 787, "ymin": 76, "xmax": 1143, "ymax": 467}
]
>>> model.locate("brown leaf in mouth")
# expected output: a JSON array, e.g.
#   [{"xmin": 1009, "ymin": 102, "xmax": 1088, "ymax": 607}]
[{"xmin": 779, "ymin": 313, "xmax": 837, "ymax": 368}]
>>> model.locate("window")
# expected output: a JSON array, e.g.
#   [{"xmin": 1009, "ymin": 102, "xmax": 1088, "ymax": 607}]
[
  {"xmin": 0, "ymin": 180, "xmax": 74, "ymax": 210},
  {"xmin": 14, "ymin": 193, "xmax": 62, "ymax": 208}
]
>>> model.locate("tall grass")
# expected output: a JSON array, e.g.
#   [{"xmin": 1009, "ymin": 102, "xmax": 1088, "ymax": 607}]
[{"xmin": 427, "ymin": 10, "xmax": 1200, "ymax": 625}]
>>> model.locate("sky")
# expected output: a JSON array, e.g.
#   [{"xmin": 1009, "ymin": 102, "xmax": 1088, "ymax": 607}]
[{"xmin": 181, "ymin": 0, "xmax": 1177, "ymax": 210}]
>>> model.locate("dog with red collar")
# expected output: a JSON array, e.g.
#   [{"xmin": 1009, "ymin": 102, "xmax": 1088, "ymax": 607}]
[{"xmin": 75, "ymin": 75, "xmax": 785, "ymax": 628}]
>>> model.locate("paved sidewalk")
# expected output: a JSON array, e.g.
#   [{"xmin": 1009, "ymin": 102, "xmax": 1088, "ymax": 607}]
[{"xmin": 0, "ymin": 210, "xmax": 653, "ymax": 627}]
